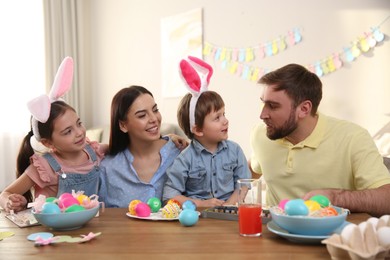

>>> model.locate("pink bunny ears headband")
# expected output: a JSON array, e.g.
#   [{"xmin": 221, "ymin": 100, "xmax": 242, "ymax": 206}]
[
  {"xmin": 179, "ymin": 56, "xmax": 213, "ymax": 133},
  {"xmin": 27, "ymin": 57, "xmax": 74, "ymax": 141}
]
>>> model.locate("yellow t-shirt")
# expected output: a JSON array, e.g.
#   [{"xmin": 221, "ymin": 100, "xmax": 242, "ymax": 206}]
[{"xmin": 250, "ymin": 113, "xmax": 390, "ymax": 207}]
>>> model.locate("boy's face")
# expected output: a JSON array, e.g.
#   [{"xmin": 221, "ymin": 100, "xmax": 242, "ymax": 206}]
[{"xmin": 198, "ymin": 106, "xmax": 229, "ymax": 144}]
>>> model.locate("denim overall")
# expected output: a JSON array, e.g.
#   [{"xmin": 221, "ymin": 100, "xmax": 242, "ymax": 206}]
[{"xmin": 43, "ymin": 145, "xmax": 100, "ymax": 197}]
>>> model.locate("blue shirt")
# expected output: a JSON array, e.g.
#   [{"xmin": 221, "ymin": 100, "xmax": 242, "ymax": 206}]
[
  {"xmin": 98, "ymin": 137, "xmax": 181, "ymax": 207},
  {"xmin": 162, "ymin": 139, "xmax": 251, "ymax": 201}
]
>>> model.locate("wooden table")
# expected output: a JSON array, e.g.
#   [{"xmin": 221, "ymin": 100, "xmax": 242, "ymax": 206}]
[{"xmin": 0, "ymin": 208, "xmax": 370, "ymax": 259}]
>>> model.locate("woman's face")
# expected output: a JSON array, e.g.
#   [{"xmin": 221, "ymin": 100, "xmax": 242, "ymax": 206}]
[{"xmin": 119, "ymin": 93, "xmax": 162, "ymax": 142}]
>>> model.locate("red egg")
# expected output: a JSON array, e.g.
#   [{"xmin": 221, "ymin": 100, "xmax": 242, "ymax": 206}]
[{"xmin": 135, "ymin": 202, "xmax": 151, "ymax": 217}]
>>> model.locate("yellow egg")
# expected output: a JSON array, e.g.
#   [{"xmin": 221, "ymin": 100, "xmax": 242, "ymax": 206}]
[
  {"xmin": 77, "ymin": 194, "xmax": 90, "ymax": 204},
  {"xmin": 304, "ymin": 200, "xmax": 321, "ymax": 212}
]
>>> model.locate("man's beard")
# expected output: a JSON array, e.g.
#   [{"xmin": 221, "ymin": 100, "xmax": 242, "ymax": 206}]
[{"xmin": 266, "ymin": 110, "xmax": 298, "ymax": 140}]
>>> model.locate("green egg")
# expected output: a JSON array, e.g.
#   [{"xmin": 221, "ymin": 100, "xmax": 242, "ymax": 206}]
[
  {"xmin": 65, "ymin": 204, "xmax": 86, "ymax": 213},
  {"xmin": 45, "ymin": 197, "xmax": 57, "ymax": 203},
  {"xmin": 147, "ymin": 197, "xmax": 162, "ymax": 213},
  {"xmin": 309, "ymin": 195, "xmax": 330, "ymax": 207}
]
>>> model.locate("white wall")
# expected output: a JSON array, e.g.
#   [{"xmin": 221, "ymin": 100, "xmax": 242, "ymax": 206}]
[{"xmin": 86, "ymin": 0, "xmax": 390, "ymax": 158}]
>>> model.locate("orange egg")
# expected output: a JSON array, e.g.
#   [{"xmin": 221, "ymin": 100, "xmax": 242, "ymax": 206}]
[
  {"xmin": 128, "ymin": 200, "xmax": 142, "ymax": 215},
  {"xmin": 321, "ymin": 206, "xmax": 338, "ymax": 216}
]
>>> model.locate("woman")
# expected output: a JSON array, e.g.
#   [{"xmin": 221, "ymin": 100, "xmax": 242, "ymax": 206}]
[{"xmin": 98, "ymin": 85, "xmax": 187, "ymax": 207}]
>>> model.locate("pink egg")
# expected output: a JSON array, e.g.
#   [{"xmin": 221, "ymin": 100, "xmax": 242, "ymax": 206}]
[
  {"xmin": 135, "ymin": 202, "xmax": 151, "ymax": 217},
  {"xmin": 58, "ymin": 196, "xmax": 80, "ymax": 209},
  {"xmin": 278, "ymin": 199, "xmax": 290, "ymax": 210},
  {"xmin": 58, "ymin": 192, "xmax": 73, "ymax": 201}
]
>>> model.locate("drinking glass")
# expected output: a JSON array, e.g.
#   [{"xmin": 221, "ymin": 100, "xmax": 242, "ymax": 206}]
[{"xmin": 238, "ymin": 178, "xmax": 262, "ymax": 237}]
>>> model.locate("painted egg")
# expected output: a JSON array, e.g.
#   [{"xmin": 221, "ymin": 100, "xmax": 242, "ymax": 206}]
[
  {"xmin": 309, "ymin": 195, "xmax": 330, "ymax": 207},
  {"xmin": 167, "ymin": 199, "xmax": 181, "ymax": 208},
  {"xmin": 179, "ymin": 209, "xmax": 199, "ymax": 227},
  {"xmin": 58, "ymin": 193, "xmax": 73, "ymax": 201},
  {"xmin": 284, "ymin": 199, "xmax": 309, "ymax": 216},
  {"xmin": 320, "ymin": 206, "xmax": 338, "ymax": 216},
  {"xmin": 135, "ymin": 202, "xmax": 151, "ymax": 217},
  {"xmin": 147, "ymin": 197, "xmax": 162, "ymax": 213},
  {"xmin": 182, "ymin": 200, "xmax": 196, "ymax": 211},
  {"xmin": 278, "ymin": 199, "xmax": 289, "ymax": 210},
  {"xmin": 65, "ymin": 204, "xmax": 86, "ymax": 213},
  {"xmin": 41, "ymin": 202, "xmax": 61, "ymax": 214},
  {"xmin": 76, "ymin": 194, "xmax": 90, "ymax": 205},
  {"xmin": 128, "ymin": 200, "xmax": 141, "ymax": 215},
  {"xmin": 45, "ymin": 197, "xmax": 57, "ymax": 203},
  {"xmin": 59, "ymin": 196, "xmax": 80, "ymax": 209},
  {"xmin": 304, "ymin": 200, "xmax": 321, "ymax": 212}
]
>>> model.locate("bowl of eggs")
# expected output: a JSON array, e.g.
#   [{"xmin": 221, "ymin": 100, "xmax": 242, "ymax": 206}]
[
  {"xmin": 270, "ymin": 195, "xmax": 349, "ymax": 236},
  {"xmin": 31, "ymin": 192, "xmax": 100, "ymax": 231}
]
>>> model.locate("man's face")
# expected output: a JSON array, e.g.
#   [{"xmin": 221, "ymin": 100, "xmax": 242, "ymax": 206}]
[{"xmin": 260, "ymin": 86, "xmax": 298, "ymax": 140}]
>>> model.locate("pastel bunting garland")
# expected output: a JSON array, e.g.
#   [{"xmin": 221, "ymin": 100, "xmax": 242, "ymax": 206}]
[
  {"xmin": 204, "ymin": 16, "xmax": 389, "ymax": 80},
  {"xmin": 203, "ymin": 28, "xmax": 302, "ymax": 63}
]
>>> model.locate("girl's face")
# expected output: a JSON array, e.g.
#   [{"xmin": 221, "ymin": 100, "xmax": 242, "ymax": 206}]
[
  {"xmin": 120, "ymin": 93, "xmax": 162, "ymax": 142},
  {"xmin": 44, "ymin": 109, "xmax": 86, "ymax": 153},
  {"xmin": 198, "ymin": 106, "xmax": 229, "ymax": 144}
]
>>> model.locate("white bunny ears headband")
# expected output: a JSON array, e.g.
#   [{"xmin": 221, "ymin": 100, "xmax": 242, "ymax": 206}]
[
  {"xmin": 27, "ymin": 57, "xmax": 74, "ymax": 141},
  {"xmin": 179, "ymin": 56, "xmax": 213, "ymax": 133}
]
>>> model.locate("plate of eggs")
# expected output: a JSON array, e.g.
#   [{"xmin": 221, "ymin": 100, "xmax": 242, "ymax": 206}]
[{"xmin": 126, "ymin": 198, "xmax": 200, "ymax": 224}]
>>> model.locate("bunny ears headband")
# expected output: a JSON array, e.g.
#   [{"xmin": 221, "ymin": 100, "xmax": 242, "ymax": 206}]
[
  {"xmin": 27, "ymin": 57, "xmax": 74, "ymax": 141},
  {"xmin": 179, "ymin": 56, "xmax": 213, "ymax": 133}
]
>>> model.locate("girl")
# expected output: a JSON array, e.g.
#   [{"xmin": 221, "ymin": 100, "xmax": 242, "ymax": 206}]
[
  {"xmin": 98, "ymin": 85, "xmax": 187, "ymax": 207},
  {"xmin": 0, "ymin": 57, "xmax": 105, "ymax": 213}
]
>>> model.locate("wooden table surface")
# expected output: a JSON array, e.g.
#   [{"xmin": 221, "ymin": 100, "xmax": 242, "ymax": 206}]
[{"xmin": 0, "ymin": 208, "xmax": 370, "ymax": 259}]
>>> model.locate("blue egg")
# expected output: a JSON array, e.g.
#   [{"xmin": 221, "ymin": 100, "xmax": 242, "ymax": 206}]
[
  {"xmin": 284, "ymin": 199, "xmax": 309, "ymax": 216},
  {"xmin": 41, "ymin": 202, "xmax": 61, "ymax": 214},
  {"xmin": 179, "ymin": 209, "xmax": 199, "ymax": 226},
  {"xmin": 182, "ymin": 200, "xmax": 197, "ymax": 211}
]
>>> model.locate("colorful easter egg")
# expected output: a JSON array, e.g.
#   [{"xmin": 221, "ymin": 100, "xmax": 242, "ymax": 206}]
[
  {"xmin": 65, "ymin": 204, "xmax": 86, "ymax": 213},
  {"xmin": 284, "ymin": 199, "xmax": 309, "ymax": 216},
  {"xmin": 77, "ymin": 194, "xmax": 90, "ymax": 205},
  {"xmin": 59, "ymin": 196, "xmax": 80, "ymax": 209},
  {"xmin": 278, "ymin": 199, "xmax": 289, "ymax": 210},
  {"xmin": 310, "ymin": 195, "xmax": 330, "ymax": 207},
  {"xmin": 304, "ymin": 200, "xmax": 321, "ymax": 212},
  {"xmin": 128, "ymin": 200, "xmax": 141, "ymax": 215},
  {"xmin": 182, "ymin": 200, "xmax": 196, "ymax": 211},
  {"xmin": 147, "ymin": 197, "xmax": 162, "ymax": 213},
  {"xmin": 179, "ymin": 209, "xmax": 199, "ymax": 227},
  {"xmin": 135, "ymin": 202, "xmax": 151, "ymax": 217},
  {"xmin": 41, "ymin": 202, "xmax": 61, "ymax": 214}
]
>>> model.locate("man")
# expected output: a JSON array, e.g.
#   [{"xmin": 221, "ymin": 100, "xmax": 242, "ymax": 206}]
[{"xmin": 249, "ymin": 63, "xmax": 390, "ymax": 217}]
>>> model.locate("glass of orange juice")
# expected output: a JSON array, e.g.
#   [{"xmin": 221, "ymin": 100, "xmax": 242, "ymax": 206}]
[{"xmin": 238, "ymin": 178, "xmax": 262, "ymax": 237}]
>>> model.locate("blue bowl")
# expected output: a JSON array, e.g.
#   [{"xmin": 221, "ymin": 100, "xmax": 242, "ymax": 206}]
[
  {"xmin": 270, "ymin": 206, "xmax": 348, "ymax": 236},
  {"xmin": 32, "ymin": 206, "xmax": 99, "ymax": 231}
]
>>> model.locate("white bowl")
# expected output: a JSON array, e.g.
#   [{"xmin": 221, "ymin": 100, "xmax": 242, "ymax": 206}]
[{"xmin": 32, "ymin": 206, "xmax": 99, "ymax": 231}]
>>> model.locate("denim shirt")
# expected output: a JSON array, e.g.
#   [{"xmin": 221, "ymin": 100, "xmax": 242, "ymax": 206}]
[
  {"xmin": 98, "ymin": 137, "xmax": 181, "ymax": 208},
  {"xmin": 162, "ymin": 139, "xmax": 251, "ymax": 201}
]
